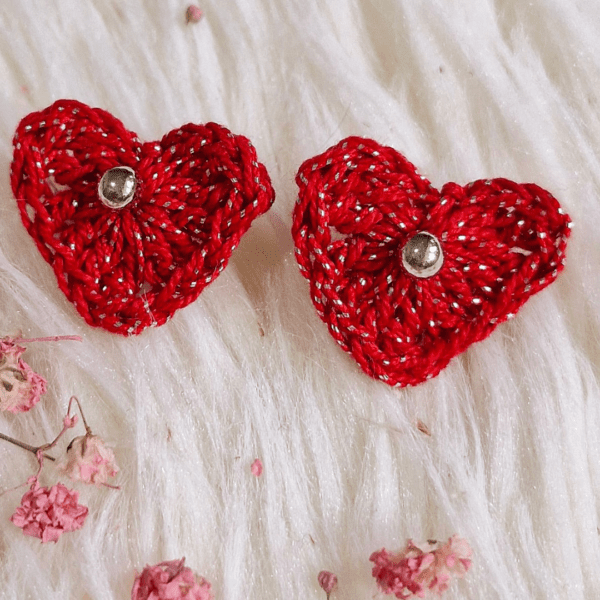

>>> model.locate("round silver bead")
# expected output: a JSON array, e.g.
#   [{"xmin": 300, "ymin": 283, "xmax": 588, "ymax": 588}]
[
  {"xmin": 98, "ymin": 166, "xmax": 137, "ymax": 209},
  {"xmin": 401, "ymin": 232, "xmax": 444, "ymax": 278}
]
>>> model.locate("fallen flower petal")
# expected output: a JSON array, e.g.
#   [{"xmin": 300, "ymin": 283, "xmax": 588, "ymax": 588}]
[
  {"xmin": 185, "ymin": 5, "xmax": 203, "ymax": 23},
  {"xmin": 250, "ymin": 458, "xmax": 263, "ymax": 477},
  {"xmin": 60, "ymin": 434, "xmax": 119, "ymax": 486},
  {"xmin": 131, "ymin": 558, "xmax": 213, "ymax": 600},
  {"xmin": 0, "ymin": 338, "xmax": 46, "ymax": 413},
  {"xmin": 10, "ymin": 480, "xmax": 88, "ymax": 543},
  {"xmin": 318, "ymin": 570, "xmax": 338, "ymax": 598}
]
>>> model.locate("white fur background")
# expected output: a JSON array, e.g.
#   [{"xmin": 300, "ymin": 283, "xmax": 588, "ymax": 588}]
[{"xmin": 0, "ymin": 0, "xmax": 599, "ymax": 598}]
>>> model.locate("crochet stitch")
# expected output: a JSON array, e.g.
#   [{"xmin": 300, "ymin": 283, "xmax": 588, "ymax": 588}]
[
  {"xmin": 11, "ymin": 100, "xmax": 275, "ymax": 335},
  {"xmin": 293, "ymin": 137, "xmax": 571, "ymax": 387}
]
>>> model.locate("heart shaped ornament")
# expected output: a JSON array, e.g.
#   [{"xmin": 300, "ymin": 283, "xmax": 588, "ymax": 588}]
[
  {"xmin": 293, "ymin": 137, "xmax": 571, "ymax": 387},
  {"xmin": 11, "ymin": 100, "xmax": 275, "ymax": 335}
]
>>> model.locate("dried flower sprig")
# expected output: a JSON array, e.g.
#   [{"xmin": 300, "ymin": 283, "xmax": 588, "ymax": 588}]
[
  {"xmin": 0, "ymin": 414, "xmax": 80, "ymax": 501},
  {"xmin": 0, "ymin": 334, "xmax": 81, "ymax": 414},
  {"xmin": 1, "ymin": 400, "xmax": 81, "ymax": 483},
  {"xmin": 370, "ymin": 536, "xmax": 472, "ymax": 598},
  {"xmin": 132, "ymin": 558, "xmax": 213, "ymax": 600},
  {"xmin": 5, "ymin": 405, "xmax": 86, "ymax": 543},
  {"xmin": 1, "ymin": 396, "xmax": 119, "ymax": 486},
  {"xmin": 0, "ymin": 431, "xmax": 56, "ymax": 462},
  {"xmin": 2, "ymin": 395, "xmax": 119, "ymax": 542}
]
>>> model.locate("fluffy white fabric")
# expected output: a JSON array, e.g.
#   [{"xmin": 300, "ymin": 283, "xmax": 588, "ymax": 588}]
[{"xmin": 0, "ymin": 0, "xmax": 599, "ymax": 598}]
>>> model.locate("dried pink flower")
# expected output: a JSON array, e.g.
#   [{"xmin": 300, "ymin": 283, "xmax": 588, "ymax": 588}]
[
  {"xmin": 10, "ymin": 480, "xmax": 88, "ymax": 543},
  {"xmin": 250, "ymin": 458, "xmax": 263, "ymax": 477},
  {"xmin": 370, "ymin": 537, "xmax": 472, "ymax": 598},
  {"xmin": 185, "ymin": 5, "xmax": 203, "ymax": 23},
  {"xmin": 0, "ymin": 338, "xmax": 46, "ymax": 413},
  {"xmin": 318, "ymin": 570, "xmax": 338, "ymax": 598},
  {"xmin": 60, "ymin": 434, "xmax": 119, "ymax": 486},
  {"xmin": 426, "ymin": 536, "xmax": 472, "ymax": 595},
  {"xmin": 131, "ymin": 558, "xmax": 213, "ymax": 600},
  {"xmin": 370, "ymin": 543, "xmax": 434, "ymax": 598}
]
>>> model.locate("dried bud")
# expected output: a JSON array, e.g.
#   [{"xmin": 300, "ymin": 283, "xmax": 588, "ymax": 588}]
[{"xmin": 318, "ymin": 571, "xmax": 338, "ymax": 597}]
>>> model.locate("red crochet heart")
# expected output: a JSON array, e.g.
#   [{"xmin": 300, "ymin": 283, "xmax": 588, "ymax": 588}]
[
  {"xmin": 293, "ymin": 137, "xmax": 571, "ymax": 387},
  {"xmin": 11, "ymin": 100, "xmax": 274, "ymax": 335}
]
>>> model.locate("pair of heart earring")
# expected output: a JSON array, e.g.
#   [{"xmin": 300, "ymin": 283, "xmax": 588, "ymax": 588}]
[{"xmin": 10, "ymin": 99, "xmax": 571, "ymax": 387}]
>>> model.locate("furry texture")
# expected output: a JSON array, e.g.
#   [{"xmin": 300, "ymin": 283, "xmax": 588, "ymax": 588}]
[{"xmin": 0, "ymin": 1, "xmax": 599, "ymax": 599}]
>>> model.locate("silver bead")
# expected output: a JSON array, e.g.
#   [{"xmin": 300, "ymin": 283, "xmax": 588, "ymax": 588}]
[
  {"xmin": 401, "ymin": 232, "xmax": 444, "ymax": 278},
  {"xmin": 98, "ymin": 166, "xmax": 137, "ymax": 209}
]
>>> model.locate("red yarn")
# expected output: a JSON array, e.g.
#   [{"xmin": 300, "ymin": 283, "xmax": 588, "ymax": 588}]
[
  {"xmin": 293, "ymin": 137, "xmax": 571, "ymax": 387},
  {"xmin": 11, "ymin": 100, "xmax": 275, "ymax": 335}
]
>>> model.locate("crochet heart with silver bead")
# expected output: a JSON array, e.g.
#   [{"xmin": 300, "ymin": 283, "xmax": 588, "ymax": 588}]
[
  {"xmin": 11, "ymin": 100, "xmax": 275, "ymax": 335},
  {"xmin": 293, "ymin": 136, "xmax": 571, "ymax": 387}
]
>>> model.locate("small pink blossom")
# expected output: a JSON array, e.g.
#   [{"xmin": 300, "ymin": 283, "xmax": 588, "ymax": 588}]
[
  {"xmin": 370, "ymin": 543, "xmax": 433, "ymax": 598},
  {"xmin": 60, "ymin": 434, "xmax": 119, "ymax": 486},
  {"xmin": 10, "ymin": 480, "xmax": 88, "ymax": 543},
  {"xmin": 0, "ymin": 338, "xmax": 46, "ymax": 413},
  {"xmin": 131, "ymin": 558, "xmax": 213, "ymax": 600},
  {"xmin": 250, "ymin": 458, "xmax": 263, "ymax": 477},
  {"xmin": 318, "ymin": 570, "xmax": 338, "ymax": 598},
  {"xmin": 370, "ymin": 536, "xmax": 472, "ymax": 598},
  {"xmin": 427, "ymin": 536, "xmax": 472, "ymax": 595},
  {"xmin": 185, "ymin": 5, "xmax": 203, "ymax": 23}
]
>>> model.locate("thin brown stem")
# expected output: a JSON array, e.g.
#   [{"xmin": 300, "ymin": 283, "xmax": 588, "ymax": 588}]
[
  {"xmin": 69, "ymin": 395, "xmax": 92, "ymax": 435},
  {"xmin": 13, "ymin": 335, "xmax": 82, "ymax": 344},
  {"xmin": 0, "ymin": 431, "xmax": 56, "ymax": 461}
]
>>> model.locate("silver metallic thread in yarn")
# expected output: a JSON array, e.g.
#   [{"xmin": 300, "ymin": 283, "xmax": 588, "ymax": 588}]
[
  {"xmin": 401, "ymin": 232, "xmax": 444, "ymax": 278},
  {"xmin": 98, "ymin": 166, "xmax": 137, "ymax": 209}
]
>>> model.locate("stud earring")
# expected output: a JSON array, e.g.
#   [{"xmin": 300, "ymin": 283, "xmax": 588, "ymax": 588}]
[
  {"xmin": 292, "ymin": 136, "xmax": 571, "ymax": 387},
  {"xmin": 10, "ymin": 100, "xmax": 275, "ymax": 336}
]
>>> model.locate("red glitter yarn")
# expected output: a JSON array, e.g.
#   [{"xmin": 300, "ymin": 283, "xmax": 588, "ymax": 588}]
[
  {"xmin": 11, "ymin": 100, "xmax": 275, "ymax": 335},
  {"xmin": 293, "ymin": 137, "xmax": 571, "ymax": 387}
]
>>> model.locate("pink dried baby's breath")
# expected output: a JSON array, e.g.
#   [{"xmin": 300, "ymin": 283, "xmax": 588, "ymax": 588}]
[
  {"xmin": 132, "ymin": 558, "xmax": 213, "ymax": 600},
  {"xmin": 370, "ymin": 537, "xmax": 472, "ymax": 598},
  {"xmin": 426, "ymin": 536, "xmax": 472, "ymax": 595},
  {"xmin": 370, "ymin": 543, "xmax": 433, "ymax": 598},
  {"xmin": 60, "ymin": 434, "xmax": 119, "ymax": 486},
  {"xmin": 10, "ymin": 480, "xmax": 88, "ymax": 543},
  {"xmin": 0, "ymin": 338, "xmax": 46, "ymax": 413}
]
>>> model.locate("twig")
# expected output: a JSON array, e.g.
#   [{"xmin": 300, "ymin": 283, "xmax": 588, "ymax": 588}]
[{"xmin": 0, "ymin": 431, "xmax": 56, "ymax": 461}]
